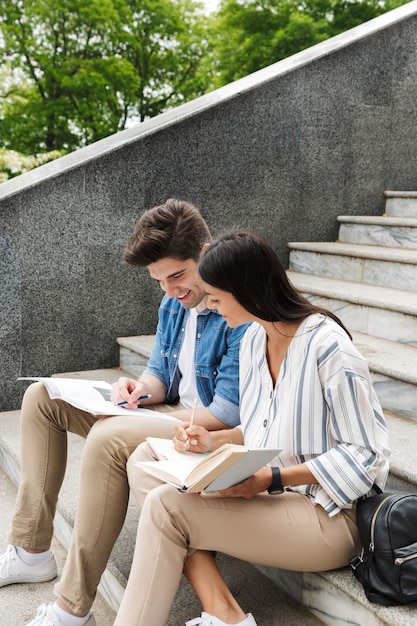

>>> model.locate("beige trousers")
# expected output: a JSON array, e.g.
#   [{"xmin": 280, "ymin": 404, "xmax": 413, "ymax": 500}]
[
  {"xmin": 9, "ymin": 382, "xmax": 179, "ymax": 614},
  {"xmin": 114, "ymin": 443, "xmax": 361, "ymax": 626}
]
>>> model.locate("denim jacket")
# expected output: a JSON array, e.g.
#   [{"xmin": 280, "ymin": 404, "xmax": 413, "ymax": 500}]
[{"xmin": 144, "ymin": 295, "xmax": 249, "ymax": 427}]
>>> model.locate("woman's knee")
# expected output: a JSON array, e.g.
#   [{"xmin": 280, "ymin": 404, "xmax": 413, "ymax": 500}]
[
  {"xmin": 142, "ymin": 484, "xmax": 184, "ymax": 525},
  {"xmin": 127, "ymin": 442, "xmax": 165, "ymax": 507},
  {"xmin": 126, "ymin": 445, "xmax": 145, "ymax": 480}
]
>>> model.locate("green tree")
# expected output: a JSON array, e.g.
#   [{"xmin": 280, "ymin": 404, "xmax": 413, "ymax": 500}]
[
  {"xmin": 0, "ymin": 148, "xmax": 63, "ymax": 182},
  {"xmin": 208, "ymin": 0, "xmax": 411, "ymax": 87},
  {"xmin": 0, "ymin": 0, "xmax": 211, "ymax": 155},
  {"xmin": 0, "ymin": 0, "xmax": 410, "ymax": 173}
]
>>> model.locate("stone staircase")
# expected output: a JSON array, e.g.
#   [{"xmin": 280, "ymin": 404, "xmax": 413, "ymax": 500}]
[
  {"xmin": 114, "ymin": 190, "xmax": 417, "ymax": 625},
  {"xmin": 1, "ymin": 190, "xmax": 417, "ymax": 625},
  {"xmin": 268, "ymin": 189, "xmax": 417, "ymax": 626}
]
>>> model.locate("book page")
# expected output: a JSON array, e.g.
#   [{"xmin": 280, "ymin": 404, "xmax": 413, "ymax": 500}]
[
  {"xmin": 140, "ymin": 438, "xmax": 211, "ymax": 488},
  {"xmin": 146, "ymin": 437, "xmax": 210, "ymax": 463},
  {"xmin": 18, "ymin": 377, "xmax": 180, "ymax": 421},
  {"xmin": 137, "ymin": 440, "xmax": 281, "ymax": 493},
  {"xmin": 138, "ymin": 458, "xmax": 200, "ymax": 489}
]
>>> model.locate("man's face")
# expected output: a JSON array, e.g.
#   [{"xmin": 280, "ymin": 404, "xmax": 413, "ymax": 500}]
[{"xmin": 147, "ymin": 257, "xmax": 207, "ymax": 310}]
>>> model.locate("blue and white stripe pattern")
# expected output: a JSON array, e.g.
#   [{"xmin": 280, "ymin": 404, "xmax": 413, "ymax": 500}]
[{"xmin": 239, "ymin": 314, "xmax": 390, "ymax": 517}]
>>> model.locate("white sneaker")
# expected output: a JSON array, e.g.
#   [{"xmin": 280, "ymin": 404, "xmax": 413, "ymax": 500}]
[
  {"xmin": 186, "ymin": 612, "xmax": 257, "ymax": 626},
  {"xmin": 0, "ymin": 545, "xmax": 57, "ymax": 587},
  {"xmin": 25, "ymin": 603, "xmax": 96, "ymax": 626}
]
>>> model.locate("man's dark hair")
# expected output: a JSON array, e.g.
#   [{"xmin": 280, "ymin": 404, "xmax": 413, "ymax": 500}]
[{"xmin": 124, "ymin": 199, "xmax": 211, "ymax": 266}]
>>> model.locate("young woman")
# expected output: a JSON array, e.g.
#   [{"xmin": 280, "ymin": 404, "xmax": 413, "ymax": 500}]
[{"xmin": 114, "ymin": 229, "xmax": 390, "ymax": 626}]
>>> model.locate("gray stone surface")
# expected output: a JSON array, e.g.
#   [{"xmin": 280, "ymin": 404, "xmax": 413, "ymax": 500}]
[{"xmin": 2, "ymin": 3, "xmax": 417, "ymax": 410}]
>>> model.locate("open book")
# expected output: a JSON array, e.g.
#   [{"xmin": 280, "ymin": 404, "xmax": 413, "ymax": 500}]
[
  {"xmin": 138, "ymin": 437, "xmax": 281, "ymax": 493},
  {"xmin": 17, "ymin": 377, "xmax": 180, "ymax": 422}
]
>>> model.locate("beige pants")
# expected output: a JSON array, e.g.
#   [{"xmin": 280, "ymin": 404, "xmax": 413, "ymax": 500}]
[
  {"xmin": 9, "ymin": 382, "xmax": 179, "ymax": 614},
  {"xmin": 114, "ymin": 443, "xmax": 361, "ymax": 626}
]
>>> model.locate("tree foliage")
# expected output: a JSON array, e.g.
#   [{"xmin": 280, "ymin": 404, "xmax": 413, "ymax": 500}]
[
  {"xmin": 0, "ymin": 148, "xmax": 63, "ymax": 182},
  {"xmin": 0, "ymin": 0, "xmax": 211, "ymax": 154},
  {"xmin": 208, "ymin": 0, "xmax": 410, "ymax": 86},
  {"xmin": 0, "ymin": 0, "xmax": 411, "ymax": 169}
]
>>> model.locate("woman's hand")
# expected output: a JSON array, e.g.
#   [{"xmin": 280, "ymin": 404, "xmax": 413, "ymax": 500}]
[
  {"xmin": 173, "ymin": 423, "xmax": 213, "ymax": 453},
  {"xmin": 217, "ymin": 466, "xmax": 273, "ymax": 499}
]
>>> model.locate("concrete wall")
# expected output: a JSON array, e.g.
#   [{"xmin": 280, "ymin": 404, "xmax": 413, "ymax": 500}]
[{"xmin": 1, "ymin": 2, "xmax": 417, "ymax": 410}]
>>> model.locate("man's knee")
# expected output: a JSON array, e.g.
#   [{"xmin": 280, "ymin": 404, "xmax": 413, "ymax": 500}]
[
  {"xmin": 20, "ymin": 382, "xmax": 54, "ymax": 426},
  {"xmin": 82, "ymin": 417, "xmax": 140, "ymax": 468},
  {"xmin": 21, "ymin": 381, "xmax": 50, "ymax": 409}
]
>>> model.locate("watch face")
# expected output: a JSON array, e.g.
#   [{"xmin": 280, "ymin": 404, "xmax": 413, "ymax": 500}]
[{"xmin": 268, "ymin": 488, "xmax": 284, "ymax": 495}]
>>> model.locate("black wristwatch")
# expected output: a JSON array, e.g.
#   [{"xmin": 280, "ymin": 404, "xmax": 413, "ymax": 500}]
[{"xmin": 268, "ymin": 466, "xmax": 284, "ymax": 495}]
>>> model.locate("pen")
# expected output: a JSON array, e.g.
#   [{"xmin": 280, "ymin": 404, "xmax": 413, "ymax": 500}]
[
  {"xmin": 117, "ymin": 394, "xmax": 152, "ymax": 406},
  {"xmin": 184, "ymin": 398, "xmax": 197, "ymax": 451}
]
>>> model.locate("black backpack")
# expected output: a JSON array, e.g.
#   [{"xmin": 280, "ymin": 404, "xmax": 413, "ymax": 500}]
[{"xmin": 350, "ymin": 490, "xmax": 417, "ymax": 606}]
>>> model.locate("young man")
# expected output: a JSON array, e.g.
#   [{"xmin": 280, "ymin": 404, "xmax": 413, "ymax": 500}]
[{"xmin": 0, "ymin": 199, "xmax": 248, "ymax": 626}]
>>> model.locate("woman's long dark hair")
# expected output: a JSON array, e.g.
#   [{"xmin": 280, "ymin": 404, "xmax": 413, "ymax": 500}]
[{"xmin": 199, "ymin": 229, "xmax": 351, "ymax": 338}]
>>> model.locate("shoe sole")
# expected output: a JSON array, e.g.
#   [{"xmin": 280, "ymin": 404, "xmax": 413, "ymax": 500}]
[{"xmin": 0, "ymin": 570, "xmax": 58, "ymax": 587}]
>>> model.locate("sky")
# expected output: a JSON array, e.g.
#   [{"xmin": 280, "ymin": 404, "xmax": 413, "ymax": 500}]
[{"xmin": 204, "ymin": 0, "xmax": 220, "ymax": 13}]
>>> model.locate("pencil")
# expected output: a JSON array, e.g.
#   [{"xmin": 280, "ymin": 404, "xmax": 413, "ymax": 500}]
[{"xmin": 185, "ymin": 398, "xmax": 197, "ymax": 451}]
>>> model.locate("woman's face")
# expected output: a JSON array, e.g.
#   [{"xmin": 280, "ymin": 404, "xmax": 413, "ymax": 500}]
[{"xmin": 204, "ymin": 283, "xmax": 251, "ymax": 327}]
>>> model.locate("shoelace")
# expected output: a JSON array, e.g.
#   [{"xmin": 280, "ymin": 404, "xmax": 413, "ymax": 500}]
[
  {"xmin": 0, "ymin": 545, "xmax": 16, "ymax": 577},
  {"xmin": 32, "ymin": 603, "xmax": 57, "ymax": 625}
]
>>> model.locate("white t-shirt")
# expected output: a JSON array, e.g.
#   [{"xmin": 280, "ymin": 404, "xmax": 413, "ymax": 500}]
[{"xmin": 178, "ymin": 308, "xmax": 203, "ymax": 409}]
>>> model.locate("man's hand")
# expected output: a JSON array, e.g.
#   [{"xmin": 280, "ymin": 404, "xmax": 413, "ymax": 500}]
[{"xmin": 111, "ymin": 377, "xmax": 149, "ymax": 410}]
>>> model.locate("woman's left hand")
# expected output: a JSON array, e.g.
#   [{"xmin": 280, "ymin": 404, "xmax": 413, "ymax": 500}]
[{"xmin": 218, "ymin": 466, "xmax": 273, "ymax": 499}]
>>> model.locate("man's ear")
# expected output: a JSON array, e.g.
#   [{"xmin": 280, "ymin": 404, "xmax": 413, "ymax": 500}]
[{"xmin": 200, "ymin": 242, "xmax": 210, "ymax": 255}]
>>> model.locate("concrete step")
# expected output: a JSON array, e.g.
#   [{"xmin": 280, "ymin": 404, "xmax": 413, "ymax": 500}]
[
  {"xmin": 385, "ymin": 191, "xmax": 417, "ymax": 218},
  {"xmin": 0, "ymin": 374, "xmax": 324, "ymax": 626},
  {"xmin": 3, "ymin": 401, "xmax": 417, "ymax": 626},
  {"xmin": 4, "ymin": 324, "xmax": 416, "ymax": 625},
  {"xmin": 288, "ymin": 271, "xmax": 417, "ymax": 347},
  {"xmin": 1, "ymin": 401, "xmax": 416, "ymax": 626},
  {"xmin": 287, "ymin": 241, "xmax": 417, "ymax": 291},
  {"xmin": 52, "ymin": 366, "xmax": 137, "ymax": 383},
  {"xmin": 350, "ymin": 331, "xmax": 417, "ymax": 421},
  {"xmin": 259, "ymin": 560, "xmax": 417, "ymax": 626},
  {"xmin": 337, "ymin": 215, "xmax": 417, "ymax": 249},
  {"xmin": 117, "ymin": 334, "xmax": 156, "ymax": 377},
  {"xmin": 385, "ymin": 410, "xmax": 417, "ymax": 493}
]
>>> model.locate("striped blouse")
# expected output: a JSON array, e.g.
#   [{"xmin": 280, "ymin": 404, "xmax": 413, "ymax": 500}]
[{"xmin": 239, "ymin": 314, "xmax": 390, "ymax": 517}]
